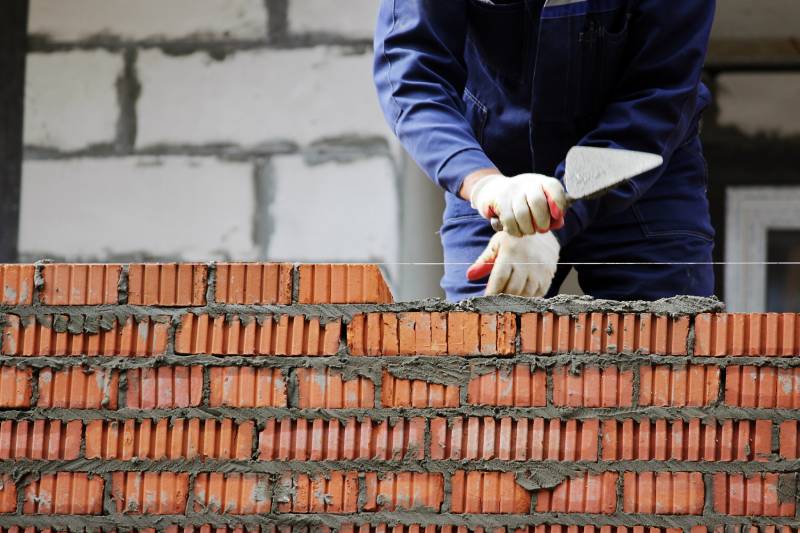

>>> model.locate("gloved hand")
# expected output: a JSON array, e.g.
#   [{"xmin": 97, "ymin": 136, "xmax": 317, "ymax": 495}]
[
  {"xmin": 469, "ymin": 173, "xmax": 567, "ymax": 237},
  {"xmin": 466, "ymin": 231, "xmax": 560, "ymax": 297}
]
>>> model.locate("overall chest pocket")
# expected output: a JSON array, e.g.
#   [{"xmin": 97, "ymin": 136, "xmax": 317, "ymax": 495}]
[
  {"xmin": 466, "ymin": 0, "xmax": 529, "ymax": 82},
  {"xmin": 576, "ymin": 8, "xmax": 632, "ymax": 118}
]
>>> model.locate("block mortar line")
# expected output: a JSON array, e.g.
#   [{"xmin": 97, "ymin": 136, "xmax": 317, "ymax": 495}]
[
  {"xmin": 185, "ymin": 470, "xmax": 198, "ymax": 519},
  {"xmin": 0, "ymin": 294, "xmax": 725, "ymax": 322},
  {"xmin": 252, "ymin": 418, "xmax": 264, "ymax": 461},
  {"xmin": 701, "ymin": 471, "xmax": 715, "ymax": 518},
  {"xmin": 26, "ymin": 36, "xmax": 374, "ymax": 55},
  {"xmin": 290, "ymin": 263, "xmax": 300, "ymax": 304},
  {"xmin": 101, "ymin": 471, "xmax": 115, "ymax": 516},
  {"xmin": 4, "ymin": 459, "xmax": 798, "ymax": 479},
  {"xmin": 4, "ymin": 405, "xmax": 800, "ymax": 422},
  {"xmin": 423, "ymin": 417, "xmax": 432, "ymax": 462},
  {"xmin": 716, "ymin": 365, "xmax": 728, "ymax": 407},
  {"xmin": 164, "ymin": 313, "xmax": 181, "ymax": 357},
  {"xmin": 0, "ymin": 511, "xmax": 796, "ymax": 529},
  {"xmin": 24, "ymin": 139, "xmax": 393, "ymax": 164},
  {"xmin": 441, "ymin": 463, "xmax": 452, "ymax": 513},
  {"xmin": 200, "ymin": 365, "xmax": 211, "ymax": 410},
  {"xmin": 632, "ymin": 362, "xmax": 641, "ymax": 409},
  {"xmin": 614, "ymin": 469, "xmax": 624, "ymax": 514},
  {"xmin": 772, "ymin": 418, "xmax": 781, "ymax": 456},
  {"xmin": 28, "ymin": 367, "xmax": 40, "ymax": 410},
  {"xmin": 686, "ymin": 315, "xmax": 696, "ymax": 357},
  {"xmin": 116, "ymin": 264, "xmax": 129, "ymax": 304},
  {"xmin": 115, "ymin": 48, "xmax": 139, "ymax": 154},
  {"xmin": 31, "ymin": 261, "xmax": 46, "ymax": 306},
  {"xmin": 117, "ymin": 368, "xmax": 128, "ymax": 409},
  {"xmin": 13, "ymin": 469, "xmax": 25, "ymax": 515},
  {"xmin": 205, "ymin": 261, "xmax": 217, "ymax": 305},
  {"xmin": 545, "ymin": 364, "xmax": 554, "ymax": 407}
]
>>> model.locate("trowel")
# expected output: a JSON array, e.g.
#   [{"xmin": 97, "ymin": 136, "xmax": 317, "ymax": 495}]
[{"xmin": 490, "ymin": 146, "xmax": 664, "ymax": 232}]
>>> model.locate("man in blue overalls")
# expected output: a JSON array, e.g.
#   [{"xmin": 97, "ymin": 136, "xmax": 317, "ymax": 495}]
[{"xmin": 374, "ymin": 0, "xmax": 716, "ymax": 302}]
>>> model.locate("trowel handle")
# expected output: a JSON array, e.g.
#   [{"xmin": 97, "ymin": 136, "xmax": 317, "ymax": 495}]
[{"xmin": 489, "ymin": 196, "xmax": 575, "ymax": 233}]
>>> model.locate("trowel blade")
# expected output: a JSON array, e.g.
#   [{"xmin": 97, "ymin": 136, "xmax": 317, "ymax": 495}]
[{"xmin": 564, "ymin": 146, "xmax": 663, "ymax": 200}]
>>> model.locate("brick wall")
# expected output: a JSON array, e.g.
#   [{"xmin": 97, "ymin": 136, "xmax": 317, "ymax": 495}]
[{"xmin": 0, "ymin": 261, "xmax": 798, "ymax": 529}]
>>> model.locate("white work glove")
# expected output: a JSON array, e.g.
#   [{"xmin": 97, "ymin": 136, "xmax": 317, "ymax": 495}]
[
  {"xmin": 470, "ymin": 173, "xmax": 568, "ymax": 237},
  {"xmin": 466, "ymin": 231, "xmax": 560, "ymax": 297}
]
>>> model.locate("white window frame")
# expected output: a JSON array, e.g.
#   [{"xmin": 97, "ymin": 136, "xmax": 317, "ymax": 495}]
[{"xmin": 725, "ymin": 186, "xmax": 800, "ymax": 312}]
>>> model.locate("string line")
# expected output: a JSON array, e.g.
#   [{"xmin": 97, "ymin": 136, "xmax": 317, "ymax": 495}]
[{"xmin": 366, "ymin": 262, "xmax": 800, "ymax": 266}]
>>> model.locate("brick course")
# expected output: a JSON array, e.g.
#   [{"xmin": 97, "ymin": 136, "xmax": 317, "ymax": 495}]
[{"xmin": 0, "ymin": 262, "xmax": 797, "ymax": 530}]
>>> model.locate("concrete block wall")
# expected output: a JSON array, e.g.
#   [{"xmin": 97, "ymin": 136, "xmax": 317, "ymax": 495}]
[
  {"xmin": 21, "ymin": 1, "xmax": 404, "ymax": 279},
  {"xmin": 0, "ymin": 261, "xmax": 799, "ymax": 529}
]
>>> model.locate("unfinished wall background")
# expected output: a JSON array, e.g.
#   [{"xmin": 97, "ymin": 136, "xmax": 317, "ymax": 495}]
[
  {"xmin": 1, "ymin": 261, "xmax": 799, "ymax": 530},
  {"xmin": 18, "ymin": 1, "xmax": 800, "ymax": 302},
  {"xmin": 20, "ymin": 0, "xmax": 447, "ymax": 301}
]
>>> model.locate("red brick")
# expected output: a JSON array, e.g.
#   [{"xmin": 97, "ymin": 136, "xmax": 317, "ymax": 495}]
[
  {"xmin": 535, "ymin": 472, "xmax": 618, "ymax": 514},
  {"xmin": 449, "ymin": 471, "xmax": 530, "ymax": 513},
  {"xmin": 639, "ymin": 364, "xmax": 719, "ymax": 406},
  {"xmin": 726, "ymin": 366, "xmax": 800, "ymax": 408},
  {"xmin": 479, "ymin": 313, "xmax": 516, "ymax": 355},
  {"xmin": 552, "ymin": 365, "xmax": 633, "ymax": 407},
  {"xmin": 37, "ymin": 367, "xmax": 118, "ymax": 409},
  {"xmin": 193, "ymin": 473, "xmax": 271, "ymax": 514},
  {"xmin": 127, "ymin": 263, "xmax": 207, "ymax": 305},
  {"xmin": 602, "ymin": 418, "xmax": 773, "ymax": 461},
  {"xmin": 126, "ymin": 366, "xmax": 203, "ymax": 408},
  {"xmin": 624, "ymin": 472, "xmax": 704, "ymax": 514},
  {"xmin": 85, "ymin": 418, "xmax": 253, "ymax": 460},
  {"xmin": 40, "ymin": 263, "xmax": 120, "ymax": 305},
  {"xmin": 362, "ymin": 472, "xmax": 443, "ymax": 512},
  {"xmin": 695, "ymin": 313, "xmax": 800, "ymax": 356},
  {"xmin": 446, "ymin": 312, "xmax": 480, "ymax": 355},
  {"xmin": 175, "ymin": 313, "xmax": 340, "ymax": 355},
  {"xmin": 259, "ymin": 417, "xmax": 424, "ymax": 460},
  {"xmin": 215, "ymin": 262, "xmax": 292, "ymax": 305},
  {"xmin": 520, "ymin": 530, "xmax": 697, "ymax": 533},
  {"xmin": 2, "ymin": 314, "xmax": 168, "ymax": 356},
  {"xmin": 111, "ymin": 472, "xmax": 189, "ymax": 514},
  {"xmin": 383, "ymin": 371, "xmax": 458, "ymax": 408},
  {"xmin": 348, "ymin": 312, "xmax": 512, "ymax": 356},
  {"xmin": 23, "ymin": 473, "xmax": 104, "ymax": 514},
  {"xmin": 0, "ymin": 419, "xmax": 82, "ymax": 460},
  {"xmin": 296, "ymin": 368, "xmax": 374, "ymax": 408},
  {"xmin": 298, "ymin": 264, "xmax": 392, "ymax": 304},
  {"xmin": 521, "ymin": 313, "xmax": 688, "ymax": 355},
  {"xmin": 430, "ymin": 417, "xmax": 599, "ymax": 461},
  {"xmin": 209, "ymin": 367, "xmax": 287, "ymax": 407},
  {"xmin": 780, "ymin": 420, "xmax": 800, "ymax": 459},
  {"xmin": 0, "ymin": 475, "xmax": 16, "ymax": 513},
  {"xmin": 276, "ymin": 471, "xmax": 359, "ymax": 514},
  {"xmin": 467, "ymin": 364, "xmax": 545, "ymax": 406},
  {"xmin": 713, "ymin": 473, "xmax": 795, "ymax": 516},
  {"xmin": 0, "ymin": 264, "xmax": 34, "ymax": 305},
  {"xmin": 0, "ymin": 366, "xmax": 32, "ymax": 408}
]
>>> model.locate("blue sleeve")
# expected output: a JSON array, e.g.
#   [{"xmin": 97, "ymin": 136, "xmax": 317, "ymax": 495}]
[
  {"xmin": 373, "ymin": 0, "xmax": 495, "ymax": 196},
  {"xmin": 555, "ymin": 0, "xmax": 716, "ymax": 246}
]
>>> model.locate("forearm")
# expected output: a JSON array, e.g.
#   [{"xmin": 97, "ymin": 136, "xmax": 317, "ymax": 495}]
[{"xmin": 459, "ymin": 168, "xmax": 499, "ymax": 202}]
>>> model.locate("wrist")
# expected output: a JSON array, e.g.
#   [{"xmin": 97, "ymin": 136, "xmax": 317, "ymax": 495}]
[{"xmin": 459, "ymin": 168, "xmax": 500, "ymax": 202}]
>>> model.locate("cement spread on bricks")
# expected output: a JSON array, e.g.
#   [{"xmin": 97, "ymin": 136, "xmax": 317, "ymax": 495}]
[{"xmin": 0, "ymin": 262, "xmax": 796, "ymax": 530}]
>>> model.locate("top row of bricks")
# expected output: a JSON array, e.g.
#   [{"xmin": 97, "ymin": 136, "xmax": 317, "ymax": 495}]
[{"xmin": 0, "ymin": 263, "xmax": 394, "ymax": 306}]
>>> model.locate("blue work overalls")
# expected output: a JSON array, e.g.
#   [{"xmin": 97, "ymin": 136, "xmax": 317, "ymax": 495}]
[{"xmin": 374, "ymin": 0, "xmax": 716, "ymax": 301}]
